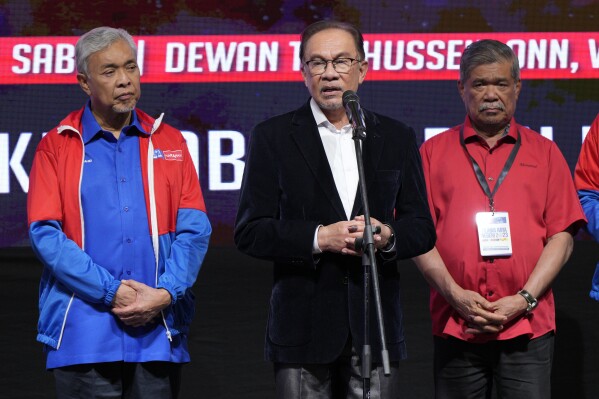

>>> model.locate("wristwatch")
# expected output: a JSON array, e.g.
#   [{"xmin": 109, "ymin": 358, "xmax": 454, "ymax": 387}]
[
  {"xmin": 381, "ymin": 224, "xmax": 395, "ymax": 252},
  {"xmin": 517, "ymin": 289, "xmax": 538, "ymax": 313}
]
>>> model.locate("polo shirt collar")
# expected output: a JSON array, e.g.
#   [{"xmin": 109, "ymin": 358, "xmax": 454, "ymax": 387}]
[
  {"xmin": 463, "ymin": 115, "xmax": 518, "ymax": 144},
  {"xmin": 81, "ymin": 101, "xmax": 149, "ymax": 144}
]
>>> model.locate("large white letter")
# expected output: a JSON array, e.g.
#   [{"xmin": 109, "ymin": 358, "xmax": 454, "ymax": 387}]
[
  {"xmin": 54, "ymin": 43, "xmax": 75, "ymax": 73},
  {"xmin": 165, "ymin": 42, "xmax": 186, "ymax": 73},
  {"xmin": 288, "ymin": 41, "xmax": 301, "ymax": 71},
  {"xmin": 12, "ymin": 44, "xmax": 31, "ymax": 74},
  {"xmin": 589, "ymin": 39, "xmax": 599, "ymax": 68},
  {"xmin": 258, "ymin": 41, "xmax": 278, "ymax": 71},
  {"xmin": 32, "ymin": 44, "xmax": 53, "ymax": 73},
  {"xmin": 0, "ymin": 132, "xmax": 31, "ymax": 193},
  {"xmin": 0, "ymin": 134, "xmax": 8, "ymax": 193},
  {"xmin": 383, "ymin": 41, "xmax": 405, "ymax": 71},
  {"xmin": 187, "ymin": 42, "xmax": 205, "ymax": 73},
  {"xmin": 137, "ymin": 40, "xmax": 145, "ymax": 75},
  {"xmin": 236, "ymin": 42, "xmax": 257, "ymax": 71},
  {"xmin": 208, "ymin": 130, "xmax": 245, "ymax": 190},
  {"xmin": 364, "ymin": 40, "xmax": 382, "ymax": 70}
]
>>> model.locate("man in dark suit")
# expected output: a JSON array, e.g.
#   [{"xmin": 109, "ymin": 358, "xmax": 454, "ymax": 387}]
[{"xmin": 234, "ymin": 20, "xmax": 435, "ymax": 398}]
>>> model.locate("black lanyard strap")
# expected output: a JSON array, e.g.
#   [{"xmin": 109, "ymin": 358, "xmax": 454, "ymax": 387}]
[{"xmin": 459, "ymin": 126, "xmax": 521, "ymax": 213}]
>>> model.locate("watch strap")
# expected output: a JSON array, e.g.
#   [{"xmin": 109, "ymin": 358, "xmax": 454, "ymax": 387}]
[
  {"xmin": 381, "ymin": 224, "xmax": 395, "ymax": 252},
  {"xmin": 518, "ymin": 289, "xmax": 538, "ymax": 313}
]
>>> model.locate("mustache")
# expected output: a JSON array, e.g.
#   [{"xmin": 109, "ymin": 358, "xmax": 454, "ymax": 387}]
[{"xmin": 479, "ymin": 102, "xmax": 505, "ymax": 111}]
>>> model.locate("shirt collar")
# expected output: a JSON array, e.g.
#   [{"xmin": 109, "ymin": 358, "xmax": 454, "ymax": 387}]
[
  {"xmin": 462, "ymin": 115, "xmax": 518, "ymax": 143},
  {"xmin": 309, "ymin": 98, "xmax": 351, "ymax": 133},
  {"xmin": 81, "ymin": 101, "xmax": 149, "ymax": 143}
]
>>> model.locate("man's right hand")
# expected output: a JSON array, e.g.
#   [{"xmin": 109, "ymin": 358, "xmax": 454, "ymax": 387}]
[
  {"xmin": 112, "ymin": 282, "xmax": 137, "ymax": 308},
  {"xmin": 449, "ymin": 287, "xmax": 507, "ymax": 334},
  {"xmin": 317, "ymin": 220, "xmax": 365, "ymax": 256}
]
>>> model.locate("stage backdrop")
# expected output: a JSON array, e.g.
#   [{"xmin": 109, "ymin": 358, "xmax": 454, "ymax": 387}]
[{"xmin": 1, "ymin": 1, "xmax": 599, "ymax": 248}]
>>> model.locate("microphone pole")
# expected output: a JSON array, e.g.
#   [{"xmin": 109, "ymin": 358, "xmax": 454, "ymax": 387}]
[{"xmin": 342, "ymin": 90, "xmax": 391, "ymax": 399}]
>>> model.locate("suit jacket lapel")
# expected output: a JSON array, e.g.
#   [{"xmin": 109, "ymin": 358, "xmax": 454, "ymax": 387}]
[
  {"xmin": 351, "ymin": 110, "xmax": 384, "ymax": 219},
  {"xmin": 290, "ymin": 101, "xmax": 348, "ymax": 221}
]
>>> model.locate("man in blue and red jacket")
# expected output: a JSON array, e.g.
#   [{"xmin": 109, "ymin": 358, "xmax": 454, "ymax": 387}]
[
  {"xmin": 575, "ymin": 113, "xmax": 599, "ymax": 301},
  {"xmin": 27, "ymin": 26, "xmax": 211, "ymax": 398}
]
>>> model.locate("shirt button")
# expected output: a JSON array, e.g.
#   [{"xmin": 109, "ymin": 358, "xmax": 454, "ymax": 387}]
[
  {"xmin": 126, "ymin": 238, "xmax": 132, "ymax": 243},
  {"xmin": 124, "ymin": 206, "xmax": 129, "ymax": 212},
  {"xmin": 120, "ymin": 177, "xmax": 126, "ymax": 182},
  {"xmin": 488, "ymin": 176, "xmax": 494, "ymax": 181},
  {"xmin": 126, "ymin": 271, "xmax": 131, "ymax": 275}
]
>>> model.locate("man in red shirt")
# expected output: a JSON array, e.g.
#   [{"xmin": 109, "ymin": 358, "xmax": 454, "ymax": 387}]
[
  {"xmin": 574, "ymin": 113, "xmax": 599, "ymax": 301},
  {"xmin": 414, "ymin": 39, "xmax": 586, "ymax": 398}
]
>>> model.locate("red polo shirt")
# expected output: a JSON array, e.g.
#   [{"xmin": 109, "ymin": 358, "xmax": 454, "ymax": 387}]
[{"xmin": 420, "ymin": 116, "xmax": 586, "ymax": 342}]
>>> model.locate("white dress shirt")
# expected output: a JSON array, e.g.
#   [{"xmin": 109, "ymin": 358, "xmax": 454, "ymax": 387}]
[{"xmin": 310, "ymin": 98, "xmax": 359, "ymax": 253}]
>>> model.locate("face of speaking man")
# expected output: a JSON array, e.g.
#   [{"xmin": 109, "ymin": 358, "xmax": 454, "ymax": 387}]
[
  {"xmin": 77, "ymin": 39, "xmax": 141, "ymax": 125},
  {"xmin": 458, "ymin": 60, "xmax": 521, "ymax": 137},
  {"xmin": 301, "ymin": 28, "xmax": 368, "ymax": 123}
]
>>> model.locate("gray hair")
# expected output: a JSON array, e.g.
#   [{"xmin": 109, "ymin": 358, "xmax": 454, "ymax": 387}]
[
  {"xmin": 460, "ymin": 39, "xmax": 520, "ymax": 82},
  {"xmin": 75, "ymin": 27, "xmax": 137, "ymax": 76}
]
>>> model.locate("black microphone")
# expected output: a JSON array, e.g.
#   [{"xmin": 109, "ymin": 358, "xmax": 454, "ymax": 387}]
[{"xmin": 342, "ymin": 90, "xmax": 366, "ymax": 138}]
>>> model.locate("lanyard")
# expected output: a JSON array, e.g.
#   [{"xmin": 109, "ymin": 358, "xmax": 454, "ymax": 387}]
[{"xmin": 459, "ymin": 126, "xmax": 521, "ymax": 214}]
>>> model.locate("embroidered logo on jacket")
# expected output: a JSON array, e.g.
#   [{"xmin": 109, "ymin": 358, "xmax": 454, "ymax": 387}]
[
  {"xmin": 163, "ymin": 150, "xmax": 183, "ymax": 161},
  {"xmin": 154, "ymin": 149, "xmax": 183, "ymax": 161}
]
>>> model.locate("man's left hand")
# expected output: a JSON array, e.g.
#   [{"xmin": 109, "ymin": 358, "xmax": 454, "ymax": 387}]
[
  {"xmin": 490, "ymin": 294, "xmax": 529, "ymax": 324},
  {"xmin": 111, "ymin": 280, "xmax": 172, "ymax": 327},
  {"xmin": 350, "ymin": 215, "xmax": 393, "ymax": 251}
]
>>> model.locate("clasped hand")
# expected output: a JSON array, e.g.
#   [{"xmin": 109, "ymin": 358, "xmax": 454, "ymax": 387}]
[
  {"xmin": 111, "ymin": 280, "xmax": 172, "ymax": 327},
  {"xmin": 451, "ymin": 288, "xmax": 529, "ymax": 334},
  {"xmin": 317, "ymin": 215, "xmax": 392, "ymax": 256}
]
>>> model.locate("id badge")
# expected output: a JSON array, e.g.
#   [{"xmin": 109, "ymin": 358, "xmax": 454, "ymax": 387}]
[{"xmin": 475, "ymin": 212, "xmax": 513, "ymax": 257}]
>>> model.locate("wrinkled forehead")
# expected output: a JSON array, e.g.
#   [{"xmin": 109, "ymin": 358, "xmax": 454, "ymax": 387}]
[
  {"xmin": 89, "ymin": 40, "xmax": 136, "ymax": 66},
  {"xmin": 465, "ymin": 61, "xmax": 515, "ymax": 82}
]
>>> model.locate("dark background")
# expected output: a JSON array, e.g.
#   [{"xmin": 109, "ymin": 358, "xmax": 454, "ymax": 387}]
[
  {"xmin": 1, "ymin": 1, "xmax": 599, "ymax": 398},
  {"xmin": 2, "ymin": 242, "xmax": 598, "ymax": 398}
]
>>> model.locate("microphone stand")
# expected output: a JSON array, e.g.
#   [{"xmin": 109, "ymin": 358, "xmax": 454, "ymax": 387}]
[{"xmin": 351, "ymin": 123, "xmax": 391, "ymax": 399}]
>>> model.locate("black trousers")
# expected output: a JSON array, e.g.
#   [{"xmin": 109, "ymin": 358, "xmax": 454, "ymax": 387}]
[
  {"xmin": 274, "ymin": 339, "xmax": 400, "ymax": 399},
  {"xmin": 434, "ymin": 332, "xmax": 554, "ymax": 399},
  {"xmin": 53, "ymin": 361, "xmax": 182, "ymax": 399}
]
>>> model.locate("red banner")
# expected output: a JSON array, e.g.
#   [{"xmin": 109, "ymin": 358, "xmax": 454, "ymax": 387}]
[{"xmin": 1, "ymin": 32, "xmax": 598, "ymax": 84}]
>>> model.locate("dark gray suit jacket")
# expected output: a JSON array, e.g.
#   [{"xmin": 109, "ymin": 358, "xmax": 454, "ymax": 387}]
[{"xmin": 234, "ymin": 99, "xmax": 435, "ymax": 364}]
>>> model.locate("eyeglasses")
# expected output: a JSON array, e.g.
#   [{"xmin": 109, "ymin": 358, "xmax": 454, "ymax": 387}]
[{"xmin": 304, "ymin": 58, "xmax": 361, "ymax": 75}]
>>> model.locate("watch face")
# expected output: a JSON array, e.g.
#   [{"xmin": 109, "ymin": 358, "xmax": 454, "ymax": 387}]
[{"xmin": 528, "ymin": 298, "xmax": 538, "ymax": 312}]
